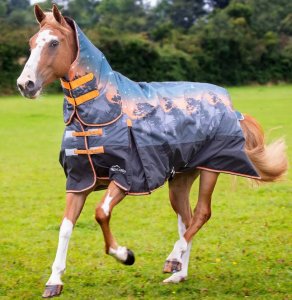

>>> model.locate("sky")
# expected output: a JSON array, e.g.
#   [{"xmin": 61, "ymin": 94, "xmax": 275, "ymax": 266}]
[
  {"xmin": 30, "ymin": 0, "xmax": 159, "ymax": 6},
  {"xmin": 145, "ymin": 0, "xmax": 159, "ymax": 6}
]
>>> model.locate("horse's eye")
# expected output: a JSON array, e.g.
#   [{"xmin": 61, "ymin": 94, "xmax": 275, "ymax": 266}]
[{"xmin": 50, "ymin": 40, "xmax": 59, "ymax": 48}]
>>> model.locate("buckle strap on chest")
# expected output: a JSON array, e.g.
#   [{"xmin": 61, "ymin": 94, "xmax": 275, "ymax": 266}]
[
  {"xmin": 61, "ymin": 72, "xmax": 99, "ymax": 106},
  {"xmin": 61, "ymin": 73, "xmax": 94, "ymax": 90},
  {"xmin": 65, "ymin": 90, "xmax": 99, "ymax": 106}
]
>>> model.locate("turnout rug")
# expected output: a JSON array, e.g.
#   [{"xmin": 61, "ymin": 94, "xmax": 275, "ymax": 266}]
[{"xmin": 59, "ymin": 19, "xmax": 260, "ymax": 194}]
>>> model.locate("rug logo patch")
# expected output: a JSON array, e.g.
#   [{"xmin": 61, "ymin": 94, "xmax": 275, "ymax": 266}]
[{"xmin": 110, "ymin": 165, "xmax": 126, "ymax": 174}]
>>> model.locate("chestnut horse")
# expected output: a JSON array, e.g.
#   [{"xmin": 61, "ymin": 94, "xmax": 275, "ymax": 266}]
[{"xmin": 17, "ymin": 5, "xmax": 287, "ymax": 298}]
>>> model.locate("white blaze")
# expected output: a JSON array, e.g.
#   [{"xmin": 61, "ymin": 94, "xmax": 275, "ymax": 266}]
[{"xmin": 17, "ymin": 30, "xmax": 58, "ymax": 91}]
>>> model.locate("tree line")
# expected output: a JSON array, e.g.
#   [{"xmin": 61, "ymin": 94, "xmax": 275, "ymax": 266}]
[{"xmin": 0, "ymin": 0, "xmax": 291, "ymax": 94}]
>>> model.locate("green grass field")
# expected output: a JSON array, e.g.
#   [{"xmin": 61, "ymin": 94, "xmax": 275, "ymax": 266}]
[{"xmin": 0, "ymin": 85, "xmax": 291, "ymax": 299}]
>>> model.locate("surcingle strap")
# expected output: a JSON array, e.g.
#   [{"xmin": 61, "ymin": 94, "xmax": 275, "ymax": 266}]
[
  {"xmin": 65, "ymin": 90, "xmax": 99, "ymax": 106},
  {"xmin": 65, "ymin": 146, "xmax": 104, "ymax": 156},
  {"xmin": 74, "ymin": 146, "xmax": 104, "ymax": 155},
  {"xmin": 65, "ymin": 129, "xmax": 103, "ymax": 138},
  {"xmin": 72, "ymin": 129, "xmax": 103, "ymax": 137}
]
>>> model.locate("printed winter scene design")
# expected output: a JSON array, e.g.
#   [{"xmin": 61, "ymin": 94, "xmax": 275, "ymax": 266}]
[{"xmin": 59, "ymin": 20, "xmax": 259, "ymax": 194}]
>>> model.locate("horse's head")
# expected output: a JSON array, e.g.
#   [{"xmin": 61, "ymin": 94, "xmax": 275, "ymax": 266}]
[{"xmin": 17, "ymin": 5, "xmax": 77, "ymax": 99}]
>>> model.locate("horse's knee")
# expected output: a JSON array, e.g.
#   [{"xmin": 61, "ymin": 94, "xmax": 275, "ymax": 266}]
[
  {"xmin": 198, "ymin": 207, "xmax": 211, "ymax": 223},
  {"xmin": 95, "ymin": 206, "xmax": 108, "ymax": 224}
]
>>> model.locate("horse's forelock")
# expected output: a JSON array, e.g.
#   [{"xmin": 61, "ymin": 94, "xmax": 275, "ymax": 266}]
[{"xmin": 39, "ymin": 12, "xmax": 71, "ymax": 35}]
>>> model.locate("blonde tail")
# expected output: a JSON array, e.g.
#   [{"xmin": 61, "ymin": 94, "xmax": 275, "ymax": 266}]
[{"xmin": 240, "ymin": 114, "xmax": 288, "ymax": 182}]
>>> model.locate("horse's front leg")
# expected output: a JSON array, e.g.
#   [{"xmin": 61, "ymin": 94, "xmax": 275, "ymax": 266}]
[
  {"xmin": 95, "ymin": 181, "xmax": 135, "ymax": 265},
  {"xmin": 42, "ymin": 191, "xmax": 89, "ymax": 298}
]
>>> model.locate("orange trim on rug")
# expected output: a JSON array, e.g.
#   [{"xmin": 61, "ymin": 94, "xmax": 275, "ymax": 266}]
[
  {"xmin": 127, "ymin": 191, "xmax": 150, "ymax": 195},
  {"xmin": 76, "ymin": 110, "xmax": 123, "ymax": 127},
  {"xmin": 196, "ymin": 166, "xmax": 261, "ymax": 180},
  {"xmin": 113, "ymin": 181, "xmax": 129, "ymax": 192}
]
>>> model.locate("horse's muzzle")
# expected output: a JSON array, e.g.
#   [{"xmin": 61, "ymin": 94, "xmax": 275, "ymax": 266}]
[{"xmin": 17, "ymin": 79, "xmax": 41, "ymax": 99}]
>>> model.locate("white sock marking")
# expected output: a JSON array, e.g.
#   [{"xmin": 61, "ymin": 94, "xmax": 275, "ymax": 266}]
[
  {"xmin": 177, "ymin": 213, "xmax": 192, "ymax": 273},
  {"xmin": 166, "ymin": 237, "xmax": 187, "ymax": 262},
  {"xmin": 163, "ymin": 241, "xmax": 193, "ymax": 283},
  {"xmin": 101, "ymin": 191, "xmax": 113, "ymax": 216},
  {"xmin": 46, "ymin": 218, "xmax": 73, "ymax": 285},
  {"xmin": 164, "ymin": 214, "xmax": 192, "ymax": 283},
  {"xmin": 177, "ymin": 214, "xmax": 186, "ymax": 238},
  {"xmin": 109, "ymin": 246, "xmax": 128, "ymax": 262}
]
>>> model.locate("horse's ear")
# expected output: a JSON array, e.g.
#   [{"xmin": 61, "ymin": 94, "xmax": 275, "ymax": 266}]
[
  {"xmin": 52, "ymin": 4, "xmax": 65, "ymax": 25},
  {"xmin": 34, "ymin": 4, "xmax": 46, "ymax": 24}
]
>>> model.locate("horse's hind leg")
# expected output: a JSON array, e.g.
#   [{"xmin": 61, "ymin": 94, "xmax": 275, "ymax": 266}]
[
  {"xmin": 163, "ymin": 171, "xmax": 199, "ymax": 279},
  {"xmin": 95, "ymin": 181, "xmax": 135, "ymax": 265},
  {"xmin": 183, "ymin": 170, "xmax": 218, "ymax": 242},
  {"xmin": 163, "ymin": 170, "xmax": 218, "ymax": 283},
  {"xmin": 42, "ymin": 191, "xmax": 89, "ymax": 298}
]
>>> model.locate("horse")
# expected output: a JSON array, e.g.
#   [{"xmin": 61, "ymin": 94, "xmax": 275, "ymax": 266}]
[{"xmin": 17, "ymin": 5, "xmax": 288, "ymax": 298}]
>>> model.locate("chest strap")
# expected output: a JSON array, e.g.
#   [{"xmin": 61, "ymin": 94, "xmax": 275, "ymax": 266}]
[
  {"xmin": 61, "ymin": 73, "xmax": 94, "ymax": 90},
  {"xmin": 65, "ymin": 90, "xmax": 99, "ymax": 106},
  {"xmin": 61, "ymin": 73, "xmax": 99, "ymax": 106}
]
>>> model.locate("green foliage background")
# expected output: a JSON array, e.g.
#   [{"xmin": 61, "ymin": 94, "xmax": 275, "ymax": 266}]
[{"xmin": 0, "ymin": 0, "xmax": 292, "ymax": 92}]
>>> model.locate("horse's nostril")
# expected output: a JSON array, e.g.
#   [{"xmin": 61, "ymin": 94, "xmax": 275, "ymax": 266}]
[
  {"xmin": 17, "ymin": 83, "xmax": 25, "ymax": 92},
  {"xmin": 26, "ymin": 80, "xmax": 35, "ymax": 91}
]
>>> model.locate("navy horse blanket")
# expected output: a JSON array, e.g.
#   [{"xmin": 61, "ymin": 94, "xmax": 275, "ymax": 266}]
[{"xmin": 59, "ymin": 20, "xmax": 259, "ymax": 194}]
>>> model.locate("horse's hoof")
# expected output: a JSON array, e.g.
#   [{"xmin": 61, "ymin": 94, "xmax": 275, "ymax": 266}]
[
  {"xmin": 42, "ymin": 285, "xmax": 63, "ymax": 298},
  {"xmin": 163, "ymin": 272, "xmax": 187, "ymax": 284},
  {"xmin": 163, "ymin": 260, "xmax": 182, "ymax": 273},
  {"xmin": 122, "ymin": 248, "xmax": 135, "ymax": 265}
]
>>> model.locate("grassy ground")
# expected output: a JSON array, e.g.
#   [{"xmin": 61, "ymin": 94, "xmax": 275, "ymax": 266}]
[{"xmin": 0, "ymin": 85, "xmax": 291, "ymax": 299}]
